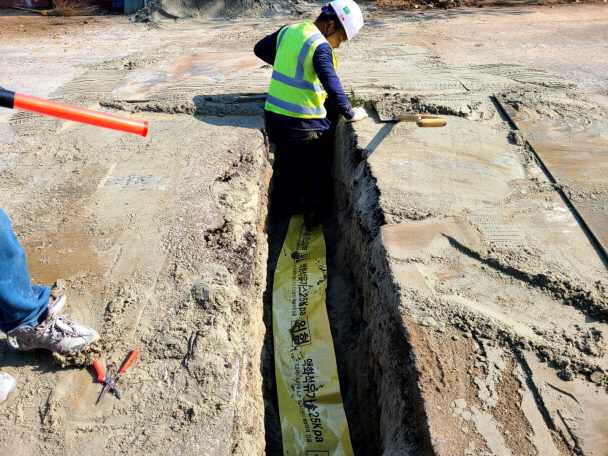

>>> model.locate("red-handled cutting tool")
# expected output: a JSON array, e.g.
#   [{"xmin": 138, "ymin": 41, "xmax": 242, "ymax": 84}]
[{"xmin": 92, "ymin": 348, "xmax": 140, "ymax": 405}]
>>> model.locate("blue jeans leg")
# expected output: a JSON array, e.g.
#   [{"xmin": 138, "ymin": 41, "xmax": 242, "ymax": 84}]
[{"xmin": 0, "ymin": 209, "xmax": 49, "ymax": 334}]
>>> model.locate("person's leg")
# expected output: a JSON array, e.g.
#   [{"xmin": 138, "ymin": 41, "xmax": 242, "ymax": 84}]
[
  {"xmin": 0, "ymin": 209, "xmax": 99, "ymax": 353},
  {"xmin": 264, "ymin": 114, "xmax": 333, "ymax": 218},
  {"xmin": 0, "ymin": 208, "xmax": 49, "ymax": 334},
  {"xmin": 306, "ymin": 101, "xmax": 339, "ymax": 218},
  {"xmin": 280, "ymin": 129, "xmax": 331, "ymax": 221},
  {"xmin": 265, "ymin": 117, "xmax": 307, "ymax": 213},
  {"xmin": 7, "ymin": 293, "xmax": 99, "ymax": 352},
  {"xmin": 268, "ymin": 138, "xmax": 295, "ymax": 208}
]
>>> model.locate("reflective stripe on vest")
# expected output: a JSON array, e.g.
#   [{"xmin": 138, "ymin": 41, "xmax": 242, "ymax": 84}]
[
  {"xmin": 266, "ymin": 94, "xmax": 325, "ymax": 117},
  {"xmin": 265, "ymin": 21, "xmax": 337, "ymax": 119}
]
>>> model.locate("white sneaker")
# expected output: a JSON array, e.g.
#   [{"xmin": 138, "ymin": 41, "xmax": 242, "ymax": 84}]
[
  {"xmin": 0, "ymin": 372, "xmax": 17, "ymax": 405},
  {"xmin": 6, "ymin": 295, "xmax": 100, "ymax": 353}
]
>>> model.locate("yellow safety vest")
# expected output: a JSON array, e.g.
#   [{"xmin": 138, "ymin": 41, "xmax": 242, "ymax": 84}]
[{"xmin": 265, "ymin": 21, "xmax": 338, "ymax": 119}]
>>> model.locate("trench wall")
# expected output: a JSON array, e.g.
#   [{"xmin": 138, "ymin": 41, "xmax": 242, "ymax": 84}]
[{"xmin": 330, "ymin": 121, "xmax": 435, "ymax": 455}]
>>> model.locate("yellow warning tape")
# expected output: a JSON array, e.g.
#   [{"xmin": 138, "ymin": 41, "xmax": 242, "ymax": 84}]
[{"xmin": 273, "ymin": 215, "xmax": 353, "ymax": 455}]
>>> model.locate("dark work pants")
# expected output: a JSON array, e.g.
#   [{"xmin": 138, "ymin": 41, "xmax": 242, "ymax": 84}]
[
  {"xmin": 266, "ymin": 102, "xmax": 338, "ymax": 215},
  {"xmin": 265, "ymin": 115, "xmax": 333, "ymax": 215}
]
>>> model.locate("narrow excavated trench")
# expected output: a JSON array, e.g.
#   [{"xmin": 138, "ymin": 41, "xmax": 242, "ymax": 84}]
[{"xmin": 261, "ymin": 118, "xmax": 433, "ymax": 455}]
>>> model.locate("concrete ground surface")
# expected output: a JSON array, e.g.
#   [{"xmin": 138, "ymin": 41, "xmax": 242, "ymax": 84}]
[{"xmin": 0, "ymin": 3, "xmax": 607, "ymax": 455}]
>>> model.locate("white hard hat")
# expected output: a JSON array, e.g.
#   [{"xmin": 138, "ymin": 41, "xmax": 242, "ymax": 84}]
[{"xmin": 329, "ymin": 0, "xmax": 364, "ymax": 41}]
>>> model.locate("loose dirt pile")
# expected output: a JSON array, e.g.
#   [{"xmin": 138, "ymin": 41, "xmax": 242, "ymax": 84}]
[{"xmin": 132, "ymin": 0, "xmax": 305, "ymax": 22}]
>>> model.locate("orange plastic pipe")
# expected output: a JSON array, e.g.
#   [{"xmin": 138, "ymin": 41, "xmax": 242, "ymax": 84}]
[
  {"xmin": 0, "ymin": 88, "xmax": 148, "ymax": 137},
  {"xmin": 14, "ymin": 93, "xmax": 148, "ymax": 137}
]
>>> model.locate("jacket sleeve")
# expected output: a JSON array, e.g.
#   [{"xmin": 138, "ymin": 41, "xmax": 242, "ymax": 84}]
[
  {"xmin": 253, "ymin": 28, "xmax": 283, "ymax": 65},
  {"xmin": 313, "ymin": 43, "xmax": 356, "ymax": 120}
]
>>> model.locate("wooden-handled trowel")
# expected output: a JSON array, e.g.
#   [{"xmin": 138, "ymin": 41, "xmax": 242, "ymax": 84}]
[{"xmin": 380, "ymin": 113, "xmax": 447, "ymax": 128}]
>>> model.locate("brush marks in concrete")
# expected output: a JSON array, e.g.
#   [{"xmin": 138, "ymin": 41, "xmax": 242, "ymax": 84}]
[
  {"xmin": 111, "ymin": 51, "xmax": 269, "ymax": 102},
  {"xmin": 343, "ymin": 82, "xmax": 608, "ymax": 453},
  {"xmin": 341, "ymin": 44, "xmax": 465, "ymax": 94},
  {"xmin": 455, "ymin": 64, "xmax": 574, "ymax": 92},
  {"xmin": 497, "ymin": 91, "xmax": 608, "ymax": 260}
]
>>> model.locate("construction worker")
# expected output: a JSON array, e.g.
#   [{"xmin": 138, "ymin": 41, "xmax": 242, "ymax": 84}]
[
  {"xmin": 254, "ymin": 0, "xmax": 368, "ymax": 226},
  {"xmin": 0, "ymin": 208, "xmax": 100, "ymax": 405}
]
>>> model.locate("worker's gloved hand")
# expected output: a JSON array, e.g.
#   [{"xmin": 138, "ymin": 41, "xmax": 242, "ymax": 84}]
[{"xmin": 346, "ymin": 107, "xmax": 368, "ymax": 123}]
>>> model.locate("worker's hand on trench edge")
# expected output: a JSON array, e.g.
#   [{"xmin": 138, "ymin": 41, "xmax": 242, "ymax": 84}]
[{"xmin": 346, "ymin": 106, "xmax": 368, "ymax": 123}]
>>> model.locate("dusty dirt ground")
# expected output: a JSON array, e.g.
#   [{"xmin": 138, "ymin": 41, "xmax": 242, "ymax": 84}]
[{"xmin": 0, "ymin": 2, "xmax": 607, "ymax": 455}]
